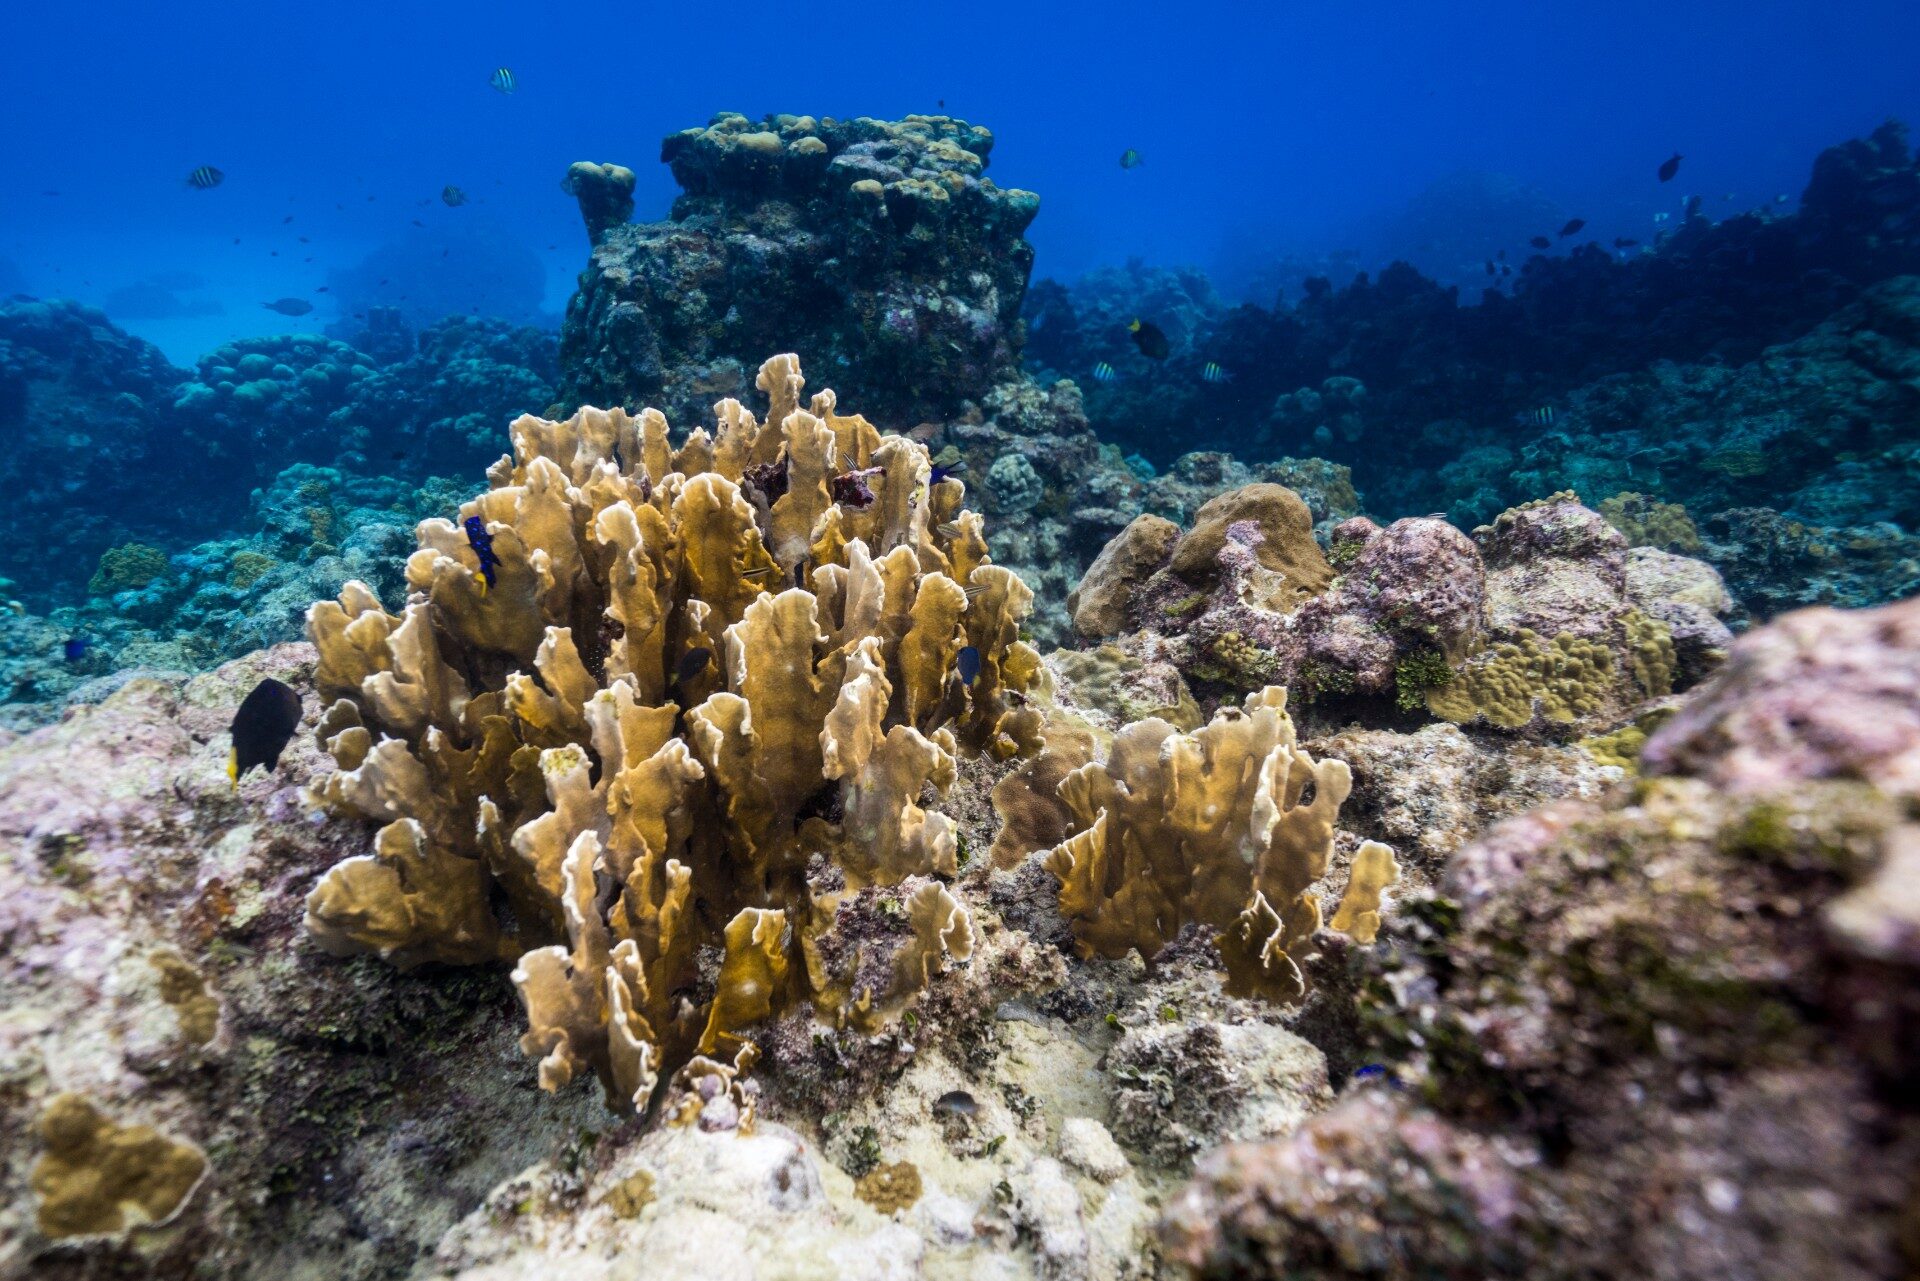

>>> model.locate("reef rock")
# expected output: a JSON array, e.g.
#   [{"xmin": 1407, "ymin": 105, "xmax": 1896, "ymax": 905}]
[
  {"xmin": 0, "ymin": 647, "xmax": 598, "ymax": 1278},
  {"xmin": 1163, "ymin": 595, "xmax": 1920, "ymax": 1280},
  {"xmin": 561, "ymin": 113, "xmax": 1040, "ymax": 428}
]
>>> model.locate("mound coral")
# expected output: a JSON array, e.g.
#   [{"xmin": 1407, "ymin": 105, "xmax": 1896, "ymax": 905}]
[
  {"xmin": 89, "ymin": 542, "xmax": 170, "ymax": 596},
  {"xmin": 1034, "ymin": 686, "xmax": 1396, "ymax": 1003},
  {"xmin": 302, "ymin": 355, "xmax": 1042, "ymax": 1114}
]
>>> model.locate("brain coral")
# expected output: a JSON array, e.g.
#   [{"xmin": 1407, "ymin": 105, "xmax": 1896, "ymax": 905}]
[{"xmin": 302, "ymin": 355, "xmax": 1042, "ymax": 1115}]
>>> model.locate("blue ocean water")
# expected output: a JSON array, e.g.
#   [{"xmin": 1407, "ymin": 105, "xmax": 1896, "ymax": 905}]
[{"xmin": 7, "ymin": 0, "xmax": 1918, "ymax": 359}]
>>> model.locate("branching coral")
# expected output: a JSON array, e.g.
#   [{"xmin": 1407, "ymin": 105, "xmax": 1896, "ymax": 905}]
[
  {"xmin": 303, "ymin": 355, "xmax": 1041, "ymax": 1114},
  {"xmin": 1036, "ymin": 687, "xmax": 1396, "ymax": 1003}
]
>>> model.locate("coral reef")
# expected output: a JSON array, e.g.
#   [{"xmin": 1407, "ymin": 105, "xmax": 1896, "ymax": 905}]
[
  {"xmin": 303, "ymin": 355, "xmax": 1042, "ymax": 1111},
  {"xmin": 1074, "ymin": 484, "xmax": 1724, "ymax": 740},
  {"xmin": 3, "ymin": 108, "xmax": 1918, "ymax": 1281},
  {"xmin": 1021, "ymin": 122, "xmax": 1920, "ymax": 624},
  {"xmin": 0, "ymin": 647, "xmax": 605, "ymax": 1278},
  {"xmin": 1164, "ymin": 596, "xmax": 1920, "ymax": 1280},
  {"xmin": 0, "ymin": 296, "xmax": 558, "ymax": 612},
  {"xmin": 561, "ymin": 113, "xmax": 1039, "ymax": 428}
]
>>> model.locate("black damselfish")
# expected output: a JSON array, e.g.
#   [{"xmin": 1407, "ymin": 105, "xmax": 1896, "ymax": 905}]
[
  {"xmin": 229, "ymin": 678, "xmax": 302, "ymax": 787},
  {"xmin": 1128, "ymin": 317, "xmax": 1170, "ymax": 360}
]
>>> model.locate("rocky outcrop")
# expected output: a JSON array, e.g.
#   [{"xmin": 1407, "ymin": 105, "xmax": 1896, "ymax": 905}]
[{"xmin": 560, "ymin": 112, "xmax": 1040, "ymax": 429}]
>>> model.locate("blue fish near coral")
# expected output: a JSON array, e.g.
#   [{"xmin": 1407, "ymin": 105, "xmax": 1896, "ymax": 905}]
[
  {"xmin": 61, "ymin": 636, "xmax": 89, "ymax": 663},
  {"xmin": 463, "ymin": 515, "xmax": 501, "ymax": 596},
  {"xmin": 1352, "ymin": 1063, "xmax": 1404, "ymax": 1089},
  {"xmin": 955, "ymin": 645, "xmax": 982, "ymax": 687}
]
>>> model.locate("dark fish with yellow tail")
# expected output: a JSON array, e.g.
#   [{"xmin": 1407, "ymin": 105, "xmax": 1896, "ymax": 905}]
[
  {"xmin": 186, "ymin": 166, "xmax": 224, "ymax": 190},
  {"xmin": 463, "ymin": 515, "xmax": 500, "ymax": 595},
  {"xmin": 229, "ymin": 678, "xmax": 302, "ymax": 787},
  {"xmin": 1128, "ymin": 318, "xmax": 1170, "ymax": 360},
  {"xmin": 490, "ymin": 67, "xmax": 516, "ymax": 94}
]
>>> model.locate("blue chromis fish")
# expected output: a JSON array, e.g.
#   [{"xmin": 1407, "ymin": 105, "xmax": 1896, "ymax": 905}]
[
  {"xmin": 186, "ymin": 166, "xmax": 224, "ymax": 190},
  {"xmin": 228, "ymin": 677, "xmax": 302, "ymax": 788},
  {"xmin": 1091, "ymin": 360, "xmax": 1117, "ymax": 383},
  {"xmin": 1119, "ymin": 148, "xmax": 1143, "ymax": 170},
  {"xmin": 62, "ymin": 636, "xmax": 89, "ymax": 663},
  {"xmin": 1202, "ymin": 361, "xmax": 1231, "ymax": 384},
  {"xmin": 441, "ymin": 185, "xmax": 468, "ymax": 207},
  {"xmin": 490, "ymin": 67, "xmax": 517, "ymax": 94},
  {"xmin": 955, "ymin": 645, "xmax": 982, "ymax": 688},
  {"xmin": 463, "ymin": 515, "xmax": 501, "ymax": 595}
]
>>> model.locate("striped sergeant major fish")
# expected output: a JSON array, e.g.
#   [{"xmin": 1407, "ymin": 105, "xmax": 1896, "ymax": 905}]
[
  {"xmin": 186, "ymin": 166, "xmax": 224, "ymax": 190},
  {"xmin": 1090, "ymin": 360, "xmax": 1117, "ymax": 383},
  {"xmin": 490, "ymin": 67, "xmax": 517, "ymax": 94}
]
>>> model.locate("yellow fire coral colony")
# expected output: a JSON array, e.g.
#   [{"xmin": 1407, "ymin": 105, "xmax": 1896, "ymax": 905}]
[
  {"xmin": 1037, "ymin": 687, "xmax": 1397, "ymax": 1003},
  {"xmin": 301, "ymin": 354, "xmax": 1042, "ymax": 1113},
  {"xmin": 31, "ymin": 1094, "xmax": 209, "ymax": 1238}
]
